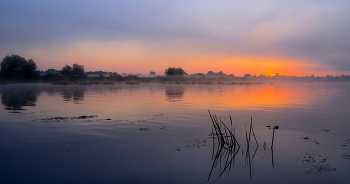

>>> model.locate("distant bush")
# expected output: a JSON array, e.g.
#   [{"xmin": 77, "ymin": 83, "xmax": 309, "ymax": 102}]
[
  {"xmin": 165, "ymin": 67, "xmax": 185, "ymax": 76},
  {"xmin": 59, "ymin": 63, "xmax": 85, "ymax": 80}
]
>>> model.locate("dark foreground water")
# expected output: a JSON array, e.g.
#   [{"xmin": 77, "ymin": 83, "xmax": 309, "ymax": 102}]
[{"xmin": 0, "ymin": 83, "xmax": 349, "ymax": 184}]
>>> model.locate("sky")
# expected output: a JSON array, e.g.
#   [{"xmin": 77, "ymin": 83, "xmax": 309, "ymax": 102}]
[{"xmin": 1, "ymin": 0, "xmax": 350, "ymax": 76}]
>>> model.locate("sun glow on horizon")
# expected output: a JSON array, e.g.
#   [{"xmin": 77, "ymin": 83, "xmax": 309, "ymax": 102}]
[{"xmin": 23, "ymin": 41, "xmax": 336, "ymax": 77}]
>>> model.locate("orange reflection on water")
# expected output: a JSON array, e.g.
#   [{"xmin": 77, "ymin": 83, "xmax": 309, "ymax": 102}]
[
  {"xmin": 180, "ymin": 85, "xmax": 313, "ymax": 110},
  {"xmin": 21, "ymin": 84, "xmax": 324, "ymax": 120}
]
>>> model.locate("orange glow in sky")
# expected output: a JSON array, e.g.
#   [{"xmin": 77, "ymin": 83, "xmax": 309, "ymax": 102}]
[
  {"xmin": 1, "ymin": 1, "xmax": 350, "ymax": 77},
  {"xmin": 24, "ymin": 42, "xmax": 334, "ymax": 77}
]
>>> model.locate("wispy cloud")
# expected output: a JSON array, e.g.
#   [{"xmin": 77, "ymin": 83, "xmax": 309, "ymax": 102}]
[{"xmin": 1, "ymin": 0, "xmax": 349, "ymax": 74}]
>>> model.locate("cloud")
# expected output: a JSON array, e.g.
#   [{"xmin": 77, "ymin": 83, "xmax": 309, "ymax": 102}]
[{"xmin": 1, "ymin": 0, "xmax": 350, "ymax": 73}]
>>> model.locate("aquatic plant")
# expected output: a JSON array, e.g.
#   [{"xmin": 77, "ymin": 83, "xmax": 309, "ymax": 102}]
[
  {"xmin": 207, "ymin": 110, "xmax": 240, "ymax": 181},
  {"xmin": 244, "ymin": 117, "xmax": 259, "ymax": 178},
  {"xmin": 271, "ymin": 126, "xmax": 279, "ymax": 149},
  {"xmin": 207, "ymin": 111, "xmax": 266, "ymax": 181}
]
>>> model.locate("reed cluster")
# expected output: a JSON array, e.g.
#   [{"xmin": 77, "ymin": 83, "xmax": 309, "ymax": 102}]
[
  {"xmin": 208, "ymin": 110, "xmax": 269, "ymax": 181},
  {"xmin": 208, "ymin": 110, "xmax": 240, "ymax": 181}
]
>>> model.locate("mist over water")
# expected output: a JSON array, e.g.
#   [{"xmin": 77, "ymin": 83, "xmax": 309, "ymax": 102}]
[{"xmin": 0, "ymin": 83, "xmax": 349, "ymax": 183}]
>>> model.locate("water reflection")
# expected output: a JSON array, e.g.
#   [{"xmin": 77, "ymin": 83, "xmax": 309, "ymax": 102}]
[
  {"xmin": 0, "ymin": 86, "xmax": 39, "ymax": 112},
  {"xmin": 165, "ymin": 85, "xmax": 184, "ymax": 102},
  {"xmin": 1, "ymin": 83, "xmax": 349, "ymax": 183},
  {"xmin": 0, "ymin": 84, "xmax": 341, "ymax": 113},
  {"xmin": 60, "ymin": 86, "xmax": 84, "ymax": 103},
  {"xmin": 0, "ymin": 84, "xmax": 86, "ymax": 112}
]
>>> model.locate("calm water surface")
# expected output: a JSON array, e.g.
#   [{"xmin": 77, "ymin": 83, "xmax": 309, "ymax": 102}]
[{"xmin": 1, "ymin": 83, "xmax": 349, "ymax": 184}]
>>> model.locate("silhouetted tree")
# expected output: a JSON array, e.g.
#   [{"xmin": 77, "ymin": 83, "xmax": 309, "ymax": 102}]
[
  {"xmin": 23, "ymin": 59, "xmax": 39, "ymax": 79},
  {"xmin": 59, "ymin": 65, "xmax": 72, "ymax": 79},
  {"xmin": 0, "ymin": 55, "xmax": 39, "ymax": 80},
  {"xmin": 60, "ymin": 65, "xmax": 72, "ymax": 77},
  {"xmin": 109, "ymin": 73, "xmax": 121, "ymax": 81},
  {"xmin": 72, "ymin": 63, "xmax": 85, "ymax": 77},
  {"xmin": 165, "ymin": 67, "xmax": 185, "ymax": 76},
  {"xmin": 59, "ymin": 63, "xmax": 85, "ymax": 79}
]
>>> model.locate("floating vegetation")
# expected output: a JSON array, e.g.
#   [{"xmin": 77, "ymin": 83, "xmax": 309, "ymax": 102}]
[
  {"xmin": 321, "ymin": 129, "xmax": 336, "ymax": 135},
  {"xmin": 296, "ymin": 149, "xmax": 331, "ymax": 174},
  {"xmin": 39, "ymin": 115, "xmax": 97, "ymax": 122},
  {"xmin": 59, "ymin": 162, "xmax": 66, "ymax": 168},
  {"xmin": 341, "ymin": 139, "xmax": 350, "ymax": 146},
  {"xmin": 301, "ymin": 137, "xmax": 320, "ymax": 145},
  {"xmin": 342, "ymin": 154, "xmax": 350, "ymax": 160},
  {"xmin": 139, "ymin": 128, "xmax": 150, "ymax": 131},
  {"xmin": 186, "ymin": 138, "xmax": 210, "ymax": 149},
  {"xmin": 78, "ymin": 115, "xmax": 97, "ymax": 119}
]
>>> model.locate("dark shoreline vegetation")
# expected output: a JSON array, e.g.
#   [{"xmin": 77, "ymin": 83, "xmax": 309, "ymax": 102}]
[
  {"xmin": 1, "ymin": 75, "xmax": 350, "ymax": 86},
  {"xmin": 1, "ymin": 54, "xmax": 350, "ymax": 85}
]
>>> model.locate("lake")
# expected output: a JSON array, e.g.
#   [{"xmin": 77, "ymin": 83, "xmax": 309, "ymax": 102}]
[{"xmin": 0, "ymin": 83, "xmax": 349, "ymax": 184}]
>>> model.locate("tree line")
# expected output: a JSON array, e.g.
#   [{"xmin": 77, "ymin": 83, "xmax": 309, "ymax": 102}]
[
  {"xmin": 0, "ymin": 55, "xmax": 86, "ymax": 81},
  {"xmin": 0, "ymin": 54, "xmax": 186, "ymax": 82}
]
